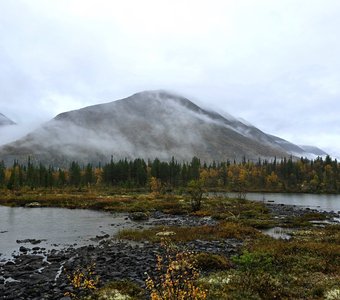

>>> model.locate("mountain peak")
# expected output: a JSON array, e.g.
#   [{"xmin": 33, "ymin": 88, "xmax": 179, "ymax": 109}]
[
  {"xmin": 119, "ymin": 90, "xmax": 222, "ymax": 121},
  {"xmin": 54, "ymin": 89, "xmax": 202, "ymax": 123},
  {"xmin": 125, "ymin": 89, "xmax": 201, "ymax": 109},
  {"xmin": 131, "ymin": 89, "xmax": 186, "ymax": 100}
]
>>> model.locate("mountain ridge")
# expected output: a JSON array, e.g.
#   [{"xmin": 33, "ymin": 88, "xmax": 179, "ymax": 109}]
[{"xmin": 0, "ymin": 91, "xmax": 326, "ymax": 166}]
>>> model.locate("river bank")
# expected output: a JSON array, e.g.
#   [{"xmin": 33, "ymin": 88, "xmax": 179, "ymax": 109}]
[
  {"xmin": 1, "ymin": 201, "xmax": 339, "ymax": 299},
  {"xmin": 0, "ymin": 211, "xmax": 233, "ymax": 300}
]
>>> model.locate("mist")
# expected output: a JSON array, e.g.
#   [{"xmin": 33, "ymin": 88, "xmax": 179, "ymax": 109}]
[
  {"xmin": 1, "ymin": 91, "xmax": 317, "ymax": 167},
  {"xmin": 0, "ymin": 122, "xmax": 43, "ymax": 146}
]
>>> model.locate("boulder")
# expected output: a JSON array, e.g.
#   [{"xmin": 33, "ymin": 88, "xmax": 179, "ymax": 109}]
[
  {"xmin": 129, "ymin": 212, "xmax": 149, "ymax": 221},
  {"xmin": 25, "ymin": 202, "xmax": 41, "ymax": 208}
]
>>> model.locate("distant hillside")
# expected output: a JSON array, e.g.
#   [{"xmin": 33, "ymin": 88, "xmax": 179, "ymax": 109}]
[
  {"xmin": 0, "ymin": 113, "xmax": 16, "ymax": 126},
  {"xmin": 299, "ymin": 145, "xmax": 328, "ymax": 157},
  {"xmin": 0, "ymin": 91, "xmax": 320, "ymax": 166}
]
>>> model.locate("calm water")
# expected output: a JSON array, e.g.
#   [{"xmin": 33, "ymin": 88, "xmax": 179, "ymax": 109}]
[
  {"xmin": 210, "ymin": 192, "xmax": 340, "ymax": 213},
  {"xmin": 0, "ymin": 207, "xmax": 136, "ymax": 260},
  {"xmin": 262, "ymin": 227, "xmax": 295, "ymax": 240}
]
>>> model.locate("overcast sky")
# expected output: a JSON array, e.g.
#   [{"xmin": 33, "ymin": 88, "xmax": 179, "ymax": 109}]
[{"xmin": 0, "ymin": 0, "xmax": 340, "ymax": 157}]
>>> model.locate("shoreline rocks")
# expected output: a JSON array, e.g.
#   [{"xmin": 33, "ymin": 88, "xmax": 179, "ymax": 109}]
[
  {"xmin": 25, "ymin": 202, "xmax": 41, "ymax": 208},
  {"xmin": 0, "ymin": 211, "xmax": 233, "ymax": 300},
  {"xmin": 0, "ymin": 238, "xmax": 242, "ymax": 300},
  {"xmin": 0, "ymin": 203, "xmax": 338, "ymax": 299},
  {"xmin": 129, "ymin": 212, "xmax": 150, "ymax": 221},
  {"xmin": 265, "ymin": 202, "xmax": 339, "ymax": 221},
  {"xmin": 16, "ymin": 239, "xmax": 46, "ymax": 245}
]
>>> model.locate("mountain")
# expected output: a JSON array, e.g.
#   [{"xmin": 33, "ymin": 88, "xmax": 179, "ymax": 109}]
[
  {"xmin": 299, "ymin": 145, "xmax": 328, "ymax": 158},
  {"xmin": 0, "ymin": 113, "xmax": 16, "ymax": 126},
  {"xmin": 268, "ymin": 135, "xmax": 329, "ymax": 159},
  {"xmin": 0, "ymin": 90, "xmax": 319, "ymax": 166},
  {"xmin": 267, "ymin": 134, "xmax": 312, "ymax": 157}
]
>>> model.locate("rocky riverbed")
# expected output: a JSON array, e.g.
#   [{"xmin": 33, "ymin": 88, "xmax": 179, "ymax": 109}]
[
  {"xmin": 1, "ymin": 238, "xmax": 243, "ymax": 300},
  {"xmin": 0, "ymin": 211, "xmax": 239, "ymax": 300},
  {"xmin": 0, "ymin": 204, "xmax": 338, "ymax": 300},
  {"xmin": 266, "ymin": 202, "xmax": 340, "ymax": 218}
]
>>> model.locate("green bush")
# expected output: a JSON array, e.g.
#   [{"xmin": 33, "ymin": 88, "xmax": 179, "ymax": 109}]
[{"xmin": 194, "ymin": 252, "xmax": 231, "ymax": 271}]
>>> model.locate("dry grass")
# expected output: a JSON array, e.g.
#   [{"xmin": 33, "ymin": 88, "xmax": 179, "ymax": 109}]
[{"xmin": 118, "ymin": 221, "xmax": 259, "ymax": 243}]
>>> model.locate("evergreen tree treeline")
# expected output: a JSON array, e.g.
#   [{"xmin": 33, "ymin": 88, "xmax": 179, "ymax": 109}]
[{"xmin": 0, "ymin": 156, "xmax": 339, "ymax": 193}]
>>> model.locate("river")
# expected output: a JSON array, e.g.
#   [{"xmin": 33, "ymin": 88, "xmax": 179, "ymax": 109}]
[
  {"xmin": 0, "ymin": 207, "xmax": 137, "ymax": 260},
  {"xmin": 209, "ymin": 192, "xmax": 340, "ymax": 213}
]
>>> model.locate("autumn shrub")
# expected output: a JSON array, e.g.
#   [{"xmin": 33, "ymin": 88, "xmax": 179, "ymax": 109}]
[
  {"xmin": 146, "ymin": 239, "xmax": 207, "ymax": 300},
  {"xmin": 64, "ymin": 263, "xmax": 99, "ymax": 299},
  {"xmin": 187, "ymin": 179, "xmax": 204, "ymax": 212},
  {"xmin": 150, "ymin": 177, "xmax": 162, "ymax": 195}
]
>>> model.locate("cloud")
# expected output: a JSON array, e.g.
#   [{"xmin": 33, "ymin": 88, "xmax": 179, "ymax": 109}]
[
  {"xmin": 0, "ymin": 0, "xmax": 340, "ymax": 157},
  {"xmin": 0, "ymin": 123, "xmax": 41, "ymax": 146}
]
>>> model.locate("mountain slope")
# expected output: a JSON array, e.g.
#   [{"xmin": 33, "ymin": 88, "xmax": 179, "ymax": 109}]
[
  {"xmin": 299, "ymin": 145, "xmax": 328, "ymax": 158},
  {"xmin": 268, "ymin": 135, "xmax": 329, "ymax": 159},
  {"xmin": 0, "ymin": 91, "xmax": 304, "ymax": 166},
  {"xmin": 267, "ymin": 134, "xmax": 308, "ymax": 156},
  {"xmin": 0, "ymin": 113, "xmax": 16, "ymax": 126}
]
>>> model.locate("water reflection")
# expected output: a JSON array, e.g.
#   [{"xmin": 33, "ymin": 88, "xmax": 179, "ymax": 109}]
[
  {"xmin": 262, "ymin": 227, "xmax": 294, "ymax": 240},
  {"xmin": 208, "ymin": 192, "xmax": 340, "ymax": 213}
]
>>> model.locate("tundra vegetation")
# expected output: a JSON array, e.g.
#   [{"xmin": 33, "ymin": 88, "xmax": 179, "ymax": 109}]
[{"xmin": 0, "ymin": 155, "xmax": 339, "ymax": 299}]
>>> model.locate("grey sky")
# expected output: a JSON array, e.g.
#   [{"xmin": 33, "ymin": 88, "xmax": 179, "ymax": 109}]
[{"xmin": 0, "ymin": 0, "xmax": 340, "ymax": 157}]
